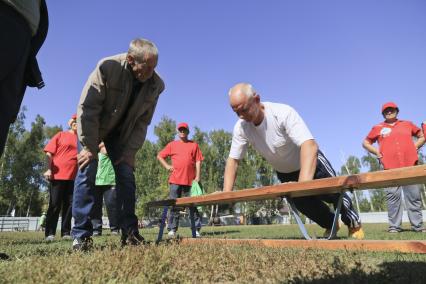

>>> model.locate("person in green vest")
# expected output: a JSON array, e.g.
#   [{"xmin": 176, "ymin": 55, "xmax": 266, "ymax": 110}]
[{"xmin": 91, "ymin": 142, "xmax": 119, "ymax": 235}]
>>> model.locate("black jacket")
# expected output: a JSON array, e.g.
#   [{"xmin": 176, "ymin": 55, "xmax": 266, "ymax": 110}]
[{"xmin": 24, "ymin": 0, "xmax": 48, "ymax": 89}]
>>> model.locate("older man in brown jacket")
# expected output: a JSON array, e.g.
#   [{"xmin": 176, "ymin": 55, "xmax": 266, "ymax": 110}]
[{"xmin": 72, "ymin": 38, "xmax": 165, "ymax": 250}]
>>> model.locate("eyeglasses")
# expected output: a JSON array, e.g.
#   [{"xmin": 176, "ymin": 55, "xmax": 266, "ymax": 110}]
[
  {"xmin": 383, "ymin": 108, "xmax": 397, "ymax": 114},
  {"xmin": 134, "ymin": 58, "xmax": 157, "ymax": 70},
  {"xmin": 178, "ymin": 128, "xmax": 188, "ymax": 133}
]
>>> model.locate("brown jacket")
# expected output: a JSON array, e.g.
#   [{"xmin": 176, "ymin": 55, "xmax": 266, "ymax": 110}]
[{"xmin": 77, "ymin": 53, "xmax": 165, "ymax": 166}]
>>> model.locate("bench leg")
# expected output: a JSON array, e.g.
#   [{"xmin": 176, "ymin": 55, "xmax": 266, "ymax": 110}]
[
  {"xmin": 326, "ymin": 192, "xmax": 344, "ymax": 240},
  {"xmin": 189, "ymin": 207, "xmax": 197, "ymax": 238},
  {"xmin": 156, "ymin": 206, "xmax": 169, "ymax": 244},
  {"xmin": 287, "ymin": 197, "xmax": 312, "ymax": 240}
]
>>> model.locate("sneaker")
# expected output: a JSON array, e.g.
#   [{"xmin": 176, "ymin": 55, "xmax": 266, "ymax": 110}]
[
  {"xmin": 388, "ymin": 228, "xmax": 401, "ymax": 233},
  {"xmin": 72, "ymin": 237, "xmax": 93, "ymax": 251},
  {"xmin": 413, "ymin": 228, "xmax": 426, "ymax": 233},
  {"xmin": 92, "ymin": 231, "xmax": 102, "ymax": 237},
  {"xmin": 195, "ymin": 230, "xmax": 201, "ymax": 238},
  {"xmin": 121, "ymin": 231, "xmax": 146, "ymax": 246},
  {"xmin": 348, "ymin": 226, "xmax": 365, "ymax": 240},
  {"xmin": 45, "ymin": 235, "xmax": 55, "ymax": 241},
  {"xmin": 168, "ymin": 230, "xmax": 176, "ymax": 238},
  {"xmin": 61, "ymin": 235, "xmax": 72, "ymax": 240},
  {"xmin": 111, "ymin": 230, "xmax": 119, "ymax": 235},
  {"xmin": 323, "ymin": 221, "xmax": 340, "ymax": 238}
]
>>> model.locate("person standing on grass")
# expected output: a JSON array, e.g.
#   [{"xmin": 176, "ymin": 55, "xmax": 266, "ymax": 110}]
[
  {"xmin": 0, "ymin": 0, "xmax": 48, "ymax": 158},
  {"xmin": 223, "ymin": 83, "xmax": 364, "ymax": 239},
  {"xmin": 72, "ymin": 38, "xmax": 165, "ymax": 250},
  {"xmin": 43, "ymin": 114, "xmax": 78, "ymax": 241},
  {"xmin": 363, "ymin": 102, "xmax": 425, "ymax": 233},
  {"xmin": 157, "ymin": 122, "xmax": 204, "ymax": 237},
  {"xmin": 91, "ymin": 142, "xmax": 119, "ymax": 236}
]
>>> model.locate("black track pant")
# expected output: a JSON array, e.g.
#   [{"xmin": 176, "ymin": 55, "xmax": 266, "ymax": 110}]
[
  {"xmin": 45, "ymin": 180, "xmax": 74, "ymax": 237},
  {"xmin": 277, "ymin": 151, "xmax": 361, "ymax": 229}
]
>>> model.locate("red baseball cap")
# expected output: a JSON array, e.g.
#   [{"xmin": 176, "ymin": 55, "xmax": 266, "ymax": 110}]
[
  {"xmin": 381, "ymin": 102, "xmax": 398, "ymax": 113},
  {"xmin": 177, "ymin": 122, "xmax": 189, "ymax": 130},
  {"xmin": 71, "ymin": 113, "xmax": 77, "ymax": 120}
]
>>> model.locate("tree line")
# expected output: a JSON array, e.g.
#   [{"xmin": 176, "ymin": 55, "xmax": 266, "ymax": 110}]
[{"xmin": 1, "ymin": 109, "xmax": 425, "ymax": 219}]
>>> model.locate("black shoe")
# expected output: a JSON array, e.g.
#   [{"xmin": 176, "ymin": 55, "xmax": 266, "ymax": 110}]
[
  {"xmin": 121, "ymin": 231, "xmax": 146, "ymax": 246},
  {"xmin": 72, "ymin": 237, "xmax": 93, "ymax": 251}
]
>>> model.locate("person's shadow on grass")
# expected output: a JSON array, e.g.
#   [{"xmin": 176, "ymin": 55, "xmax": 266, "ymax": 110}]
[{"xmin": 294, "ymin": 261, "xmax": 426, "ymax": 284}]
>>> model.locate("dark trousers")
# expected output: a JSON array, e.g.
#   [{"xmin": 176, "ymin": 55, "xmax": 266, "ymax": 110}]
[
  {"xmin": 91, "ymin": 185, "xmax": 119, "ymax": 233},
  {"xmin": 0, "ymin": 2, "xmax": 31, "ymax": 157},
  {"xmin": 72, "ymin": 138, "xmax": 139, "ymax": 239},
  {"xmin": 277, "ymin": 151, "xmax": 361, "ymax": 229},
  {"xmin": 168, "ymin": 184, "xmax": 202, "ymax": 231},
  {"xmin": 45, "ymin": 180, "xmax": 74, "ymax": 237}
]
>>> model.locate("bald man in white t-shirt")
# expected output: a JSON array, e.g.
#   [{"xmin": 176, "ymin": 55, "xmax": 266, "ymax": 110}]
[{"xmin": 223, "ymin": 83, "xmax": 364, "ymax": 239}]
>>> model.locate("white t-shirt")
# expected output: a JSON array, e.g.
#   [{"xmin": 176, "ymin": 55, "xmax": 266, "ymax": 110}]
[{"xmin": 229, "ymin": 102, "xmax": 314, "ymax": 173}]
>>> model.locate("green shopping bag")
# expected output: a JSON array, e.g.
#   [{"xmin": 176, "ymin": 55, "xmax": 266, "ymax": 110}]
[{"xmin": 190, "ymin": 181, "xmax": 204, "ymax": 211}]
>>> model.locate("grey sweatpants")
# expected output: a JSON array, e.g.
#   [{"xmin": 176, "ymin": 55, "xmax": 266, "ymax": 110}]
[{"xmin": 386, "ymin": 184, "xmax": 424, "ymax": 231}]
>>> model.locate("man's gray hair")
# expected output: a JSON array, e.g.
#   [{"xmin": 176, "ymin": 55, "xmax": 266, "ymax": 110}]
[
  {"xmin": 228, "ymin": 83, "xmax": 256, "ymax": 99},
  {"xmin": 128, "ymin": 38, "xmax": 159, "ymax": 61}
]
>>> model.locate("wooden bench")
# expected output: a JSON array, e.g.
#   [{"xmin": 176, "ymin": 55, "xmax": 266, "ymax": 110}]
[{"xmin": 148, "ymin": 165, "xmax": 426, "ymax": 252}]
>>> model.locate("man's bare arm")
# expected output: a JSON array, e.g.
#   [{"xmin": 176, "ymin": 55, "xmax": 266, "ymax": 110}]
[
  {"xmin": 362, "ymin": 139, "xmax": 382, "ymax": 158},
  {"xmin": 298, "ymin": 139, "xmax": 318, "ymax": 182},
  {"xmin": 223, "ymin": 157, "xmax": 240, "ymax": 192},
  {"xmin": 43, "ymin": 152, "xmax": 53, "ymax": 180},
  {"xmin": 415, "ymin": 133, "xmax": 425, "ymax": 150},
  {"xmin": 195, "ymin": 161, "xmax": 201, "ymax": 182},
  {"xmin": 157, "ymin": 154, "xmax": 173, "ymax": 172}
]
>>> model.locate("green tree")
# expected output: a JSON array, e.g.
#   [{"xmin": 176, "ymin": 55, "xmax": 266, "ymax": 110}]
[
  {"xmin": 136, "ymin": 116, "xmax": 176, "ymax": 219},
  {"xmin": 0, "ymin": 110, "xmax": 46, "ymax": 216},
  {"xmin": 361, "ymin": 153, "xmax": 387, "ymax": 212},
  {"xmin": 154, "ymin": 116, "xmax": 176, "ymax": 149},
  {"xmin": 134, "ymin": 140, "xmax": 166, "ymax": 218},
  {"xmin": 339, "ymin": 155, "xmax": 366, "ymax": 212}
]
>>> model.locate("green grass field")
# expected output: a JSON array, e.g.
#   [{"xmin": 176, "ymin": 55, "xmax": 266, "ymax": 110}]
[{"xmin": 0, "ymin": 223, "xmax": 425, "ymax": 283}]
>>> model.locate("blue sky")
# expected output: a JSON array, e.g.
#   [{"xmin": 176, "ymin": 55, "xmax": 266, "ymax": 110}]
[{"xmin": 23, "ymin": 0, "xmax": 426, "ymax": 171}]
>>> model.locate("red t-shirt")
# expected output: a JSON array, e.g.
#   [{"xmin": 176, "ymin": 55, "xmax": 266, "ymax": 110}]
[
  {"xmin": 158, "ymin": 140, "xmax": 204, "ymax": 186},
  {"xmin": 365, "ymin": 120, "xmax": 421, "ymax": 169},
  {"xmin": 44, "ymin": 131, "xmax": 78, "ymax": 180}
]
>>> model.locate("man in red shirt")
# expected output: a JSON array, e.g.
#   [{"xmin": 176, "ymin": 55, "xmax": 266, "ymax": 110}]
[
  {"xmin": 157, "ymin": 122, "xmax": 204, "ymax": 237},
  {"xmin": 43, "ymin": 114, "xmax": 78, "ymax": 240},
  {"xmin": 363, "ymin": 102, "xmax": 425, "ymax": 233}
]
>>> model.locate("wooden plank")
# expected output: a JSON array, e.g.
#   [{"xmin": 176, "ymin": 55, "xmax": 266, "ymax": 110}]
[
  {"xmin": 180, "ymin": 238, "xmax": 426, "ymax": 254},
  {"xmin": 148, "ymin": 165, "xmax": 426, "ymax": 207}
]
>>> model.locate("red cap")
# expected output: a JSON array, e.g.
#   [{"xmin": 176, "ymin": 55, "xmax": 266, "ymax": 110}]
[
  {"xmin": 68, "ymin": 114, "xmax": 77, "ymax": 127},
  {"xmin": 177, "ymin": 122, "xmax": 189, "ymax": 130},
  {"xmin": 381, "ymin": 102, "xmax": 398, "ymax": 113}
]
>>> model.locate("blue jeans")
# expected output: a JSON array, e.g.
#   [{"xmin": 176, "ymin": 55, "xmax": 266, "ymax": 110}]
[{"xmin": 72, "ymin": 140, "xmax": 138, "ymax": 239}]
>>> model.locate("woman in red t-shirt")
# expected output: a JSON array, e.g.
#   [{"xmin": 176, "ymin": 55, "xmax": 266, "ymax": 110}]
[
  {"xmin": 43, "ymin": 114, "xmax": 78, "ymax": 241},
  {"xmin": 363, "ymin": 103, "xmax": 425, "ymax": 233}
]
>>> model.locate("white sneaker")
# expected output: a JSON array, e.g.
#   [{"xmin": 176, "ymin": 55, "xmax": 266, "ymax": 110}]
[
  {"xmin": 195, "ymin": 230, "xmax": 201, "ymax": 238},
  {"xmin": 45, "ymin": 235, "xmax": 55, "ymax": 241},
  {"xmin": 168, "ymin": 230, "xmax": 176, "ymax": 238}
]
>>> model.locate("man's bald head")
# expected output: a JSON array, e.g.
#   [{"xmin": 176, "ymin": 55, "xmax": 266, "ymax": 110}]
[
  {"xmin": 228, "ymin": 83, "xmax": 263, "ymax": 124},
  {"xmin": 228, "ymin": 83, "xmax": 256, "ymax": 106}
]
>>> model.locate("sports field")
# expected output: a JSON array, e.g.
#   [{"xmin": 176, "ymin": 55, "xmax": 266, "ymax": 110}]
[{"xmin": 0, "ymin": 223, "xmax": 425, "ymax": 283}]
